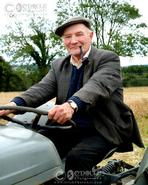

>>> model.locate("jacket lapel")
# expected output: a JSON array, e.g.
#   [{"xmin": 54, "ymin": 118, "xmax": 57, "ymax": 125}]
[
  {"xmin": 58, "ymin": 59, "xmax": 72, "ymax": 102},
  {"xmin": 83, "ymin": 47, "xmax": 95, "ymax": 84}
]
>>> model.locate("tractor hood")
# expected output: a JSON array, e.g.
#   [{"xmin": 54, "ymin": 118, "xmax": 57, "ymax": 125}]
[{"xmin": 0, "ymin": 123, "xmax": 64, "ymax": 185}]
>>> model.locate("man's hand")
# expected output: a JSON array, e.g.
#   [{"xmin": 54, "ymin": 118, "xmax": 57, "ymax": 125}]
[
  {"xmin": 48, "ymin": 102, "xmax": 75, "ymax": 124},
  {"xmin": 0, "ymin": 102, "xmax": 17, "ymax": 116}
]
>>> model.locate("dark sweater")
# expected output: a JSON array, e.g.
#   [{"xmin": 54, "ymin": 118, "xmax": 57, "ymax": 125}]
[{"xmin": 67, "ymin": 62, "xmax": 92, "ymax": 127}]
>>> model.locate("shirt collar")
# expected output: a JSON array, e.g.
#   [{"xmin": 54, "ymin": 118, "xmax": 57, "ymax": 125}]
[{"xmin": 70, "ymin": 45, "xmax": 91, "ymax": 69}]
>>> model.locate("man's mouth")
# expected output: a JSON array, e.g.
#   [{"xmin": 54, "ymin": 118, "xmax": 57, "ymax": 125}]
[{"xmin": 69, "ymin": 46, "xmax": 82, "ymax": 50}]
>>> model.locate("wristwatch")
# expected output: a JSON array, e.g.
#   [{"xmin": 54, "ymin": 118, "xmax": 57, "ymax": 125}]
[{"xmin": 67, "ymin": 100, "xmax": 78, "ymax": 112}]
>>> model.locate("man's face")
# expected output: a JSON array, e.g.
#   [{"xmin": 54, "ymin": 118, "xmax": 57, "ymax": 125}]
[{"xmin": 62, "ymin": 24, "xmax": 93, "ymax": 59}]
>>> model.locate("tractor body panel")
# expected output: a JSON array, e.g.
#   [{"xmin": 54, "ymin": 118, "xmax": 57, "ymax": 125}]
[{"xmin": 0, "ymin": 123, "xmax": 63, "ymax": 185}]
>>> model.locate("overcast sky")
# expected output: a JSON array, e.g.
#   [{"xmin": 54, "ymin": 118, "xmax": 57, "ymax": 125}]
[
  {"xmin": 0, "ymin": 0, "xmax": 147, "ymax": 66},
  {"xmin": 0, "ymin": 0, "xmax": 147, "ymax": 28}
]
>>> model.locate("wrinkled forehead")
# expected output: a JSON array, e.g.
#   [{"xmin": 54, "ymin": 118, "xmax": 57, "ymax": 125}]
[{"xmin": 63, "ymin": 23, "xmax": 90, "ymax": 35}]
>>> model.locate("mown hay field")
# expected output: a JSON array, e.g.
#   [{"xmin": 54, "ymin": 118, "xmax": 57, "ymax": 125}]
[
  {"xmin": 0, "ymin": 87, "xmax": 148, "ymax": 165},
  {"xmin": 111, "ymin": 86, "xmax": 148, "ymax": 166}
]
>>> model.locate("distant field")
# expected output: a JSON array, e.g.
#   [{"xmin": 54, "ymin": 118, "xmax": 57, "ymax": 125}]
[
  {"xmin": 0, "ymin": 87, "xmax": 148, "ymax": 165},
  {"xmin": 0, "ymin": 92, "xmax": 22, "ymax": 105},
  {"xmin": 124, "ymin": 87, "xmax": 148, "ymax": 119}
]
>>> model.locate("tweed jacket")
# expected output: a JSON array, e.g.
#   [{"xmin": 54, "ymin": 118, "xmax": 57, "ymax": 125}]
[{"xmin": 20, "ymin": 46, "xmax": 144, "ymax": 150}]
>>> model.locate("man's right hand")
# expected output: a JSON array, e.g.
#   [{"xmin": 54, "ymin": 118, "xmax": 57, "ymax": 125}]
[{"xmin": 0, "ymin": 102, "xmax": 17, "ymax": 116}]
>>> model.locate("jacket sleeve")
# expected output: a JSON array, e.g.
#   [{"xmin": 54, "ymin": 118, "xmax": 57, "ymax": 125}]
[
  {"xmin": 73, "ymin": 50, "xmax": 122, "ymax": 105},
  {"xmin": 18, "ymin": 61, "xmax": 57, "ymax": 107}
]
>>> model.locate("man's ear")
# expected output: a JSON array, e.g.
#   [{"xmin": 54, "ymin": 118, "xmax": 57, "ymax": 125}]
[{"xmin": 90, "ymin": 31, "xmax": 94, "ymax": 39}]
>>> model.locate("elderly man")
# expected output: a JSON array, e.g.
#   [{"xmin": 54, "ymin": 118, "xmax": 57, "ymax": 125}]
[{"xmin": 0, "ymin": 17, "xmax": 144, "ymax": 184}]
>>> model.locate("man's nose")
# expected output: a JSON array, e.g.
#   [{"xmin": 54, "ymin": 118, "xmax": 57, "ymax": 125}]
[{"xmin": 71, "ymin": 35, "xmax": 78, "ymax": 43}]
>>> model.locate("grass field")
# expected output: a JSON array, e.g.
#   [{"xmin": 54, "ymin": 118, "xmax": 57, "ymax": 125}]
[{"xmin": 0, "ymin": 87, "xmax": 148, "ymax": 165}]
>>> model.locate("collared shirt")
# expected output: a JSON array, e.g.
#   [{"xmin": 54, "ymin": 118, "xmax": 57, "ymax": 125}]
[{"xmin": 70, "ymin": 45, "xmax": 91, "ymax": 69}]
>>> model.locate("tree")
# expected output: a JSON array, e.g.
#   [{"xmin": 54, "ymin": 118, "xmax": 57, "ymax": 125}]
[
  {"xmin": 0, "ymin": 56, "xmax": 26, "ymax": 91},
  {"xmin": 122, "ymin": 65, "xmax": 148, "ymax": 87},
  {"xmin": 55, "ymin": 0, "xmax": 148, "ymax": 57},
  {"xmin": 0, "ymin": 17, "xmax": 64, "ymax": 79}
]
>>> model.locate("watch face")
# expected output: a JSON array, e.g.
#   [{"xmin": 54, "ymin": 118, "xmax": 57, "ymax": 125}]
[
  {"xmin": 70, "ymin": 102, "xmax": 76, "ymax": 108},
  {"xmin": 68, "ymin": 101, "xmax": 78, "ymax": 111}
]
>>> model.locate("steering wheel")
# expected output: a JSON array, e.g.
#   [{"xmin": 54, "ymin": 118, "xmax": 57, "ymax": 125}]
[{"xmin": 0, "ymin": 105, "xmax": 76, "ymax": 130}]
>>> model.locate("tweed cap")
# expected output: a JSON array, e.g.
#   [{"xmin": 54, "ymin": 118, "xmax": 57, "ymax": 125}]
[{"xmin": 55, "ymin": 16, "xmax": 91, "ymax": 37}]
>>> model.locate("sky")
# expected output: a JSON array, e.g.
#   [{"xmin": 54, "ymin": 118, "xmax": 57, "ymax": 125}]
[{"xmin": 0, "ymin": 0, "xmax": 148, "ymax": 66}]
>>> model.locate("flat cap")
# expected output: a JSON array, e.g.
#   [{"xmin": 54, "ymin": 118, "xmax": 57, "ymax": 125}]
[{"xmin": 55, "ymin": 16, "xmax": 91, "ymax": 37}]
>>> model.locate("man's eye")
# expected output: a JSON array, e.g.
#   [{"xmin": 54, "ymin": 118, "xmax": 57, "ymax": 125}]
[
  {"xmin": 76, "ymin": 33, "xmax": 84, "ymax": 37},
  {"xmin": 64, "ymin": 35, "xmax": 71, "ymax": 39}
]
